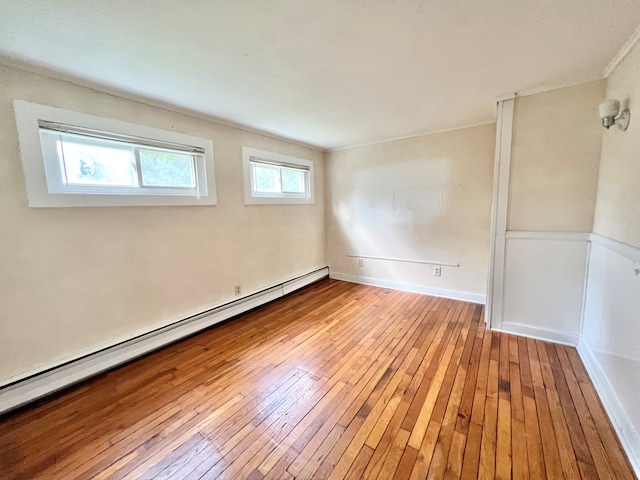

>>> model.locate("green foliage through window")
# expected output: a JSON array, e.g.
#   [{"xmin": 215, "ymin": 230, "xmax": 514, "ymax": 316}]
[
  {"xmin": 139, "ymin": 149, "xmax": 195, "ymax": 188},
  {"xmin": 251, "ymin": 161, "xmax": 308, "ymax": 196}
]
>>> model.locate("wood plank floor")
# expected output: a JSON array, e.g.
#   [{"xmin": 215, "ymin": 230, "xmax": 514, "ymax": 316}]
[{"xmin": 0, "ymin": 279, "xmax": 635, "ymax": 479}]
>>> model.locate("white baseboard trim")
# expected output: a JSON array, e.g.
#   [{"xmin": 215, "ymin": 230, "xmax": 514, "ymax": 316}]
[
  {"xmin": 329, "ymin": 271, "xmax": 486, "ymax": 304},
  {"xmin": 494, "ymin": 322, "xmax": 579, "ymax": 346},
  {"xmin": 578, "ymin": 339, "xmax": 640, "ymax": 477},
  {"xmin": 0, "ymin": 267, "xmax": 329, "ymax": 414}
]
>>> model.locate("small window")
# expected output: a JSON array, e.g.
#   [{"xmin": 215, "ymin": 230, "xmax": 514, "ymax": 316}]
[
  {"xmin": 242, "ymin": 147, "xmax": 314, "ymax": 205},
  {"xmin": 14, "ymin": 101, "xmax": 216, "ymax": 207}
]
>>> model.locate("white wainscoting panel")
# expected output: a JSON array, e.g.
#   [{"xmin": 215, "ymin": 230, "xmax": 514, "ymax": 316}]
[
  {"xmin": 580, "ymin": 235, "xmax": 640, "ymax": 475},
  {"xmin": 499, "ymin": 233, "xmax": 589, "ymax": 345}
]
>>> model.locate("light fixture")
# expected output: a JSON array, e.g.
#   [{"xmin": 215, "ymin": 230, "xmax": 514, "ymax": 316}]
[{"xmin": 599, "ymin": 99, "xmax": 630, "ymax": 131}]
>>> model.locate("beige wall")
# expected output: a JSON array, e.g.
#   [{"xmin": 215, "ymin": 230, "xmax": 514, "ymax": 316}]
[
  {"xmin": 594, "ymin": 41, "xmax": 640, "ymax": 247},
  {"xmin": 508, "ymin": 80, "xmax": 605, "ymax": 232},
  {"xmin": 326, "ymin": 124, "xmax": 495, "ymax": 297},
  {"xmin": 0, "ymin": 65, "xmax": 325, "ymax": 386}
]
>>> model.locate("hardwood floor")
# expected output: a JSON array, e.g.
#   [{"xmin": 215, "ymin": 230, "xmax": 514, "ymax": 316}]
[{"xmin": 0, "ymin": 279, "xmax": 635, "ymax": 479}]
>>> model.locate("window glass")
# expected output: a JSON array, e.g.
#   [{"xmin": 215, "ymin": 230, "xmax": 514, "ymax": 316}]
[
  {"xmin": 139, "ymin": 149, "xmax": 195, "ymax": 188},
  {"xmin": 281, "ymin": 167, "xmax": 305, "ymax": 193},
  {"xmin": 253, "ymin": 163, "xmax": 280, "ymax": 193},
  {"xmin": 54, "ymin": 133, "xmax": 136, "ymax": 187},
  {"xmin": 242, "ymin": 147, "xmax": 313, "ymax": 205},
  {"xmin": 39, "ymin": 129, "xmax": 203, "ymax": 194},
  {"xmin": 250, "ymin": 160, "xmax": 308, "ymax": 196}
]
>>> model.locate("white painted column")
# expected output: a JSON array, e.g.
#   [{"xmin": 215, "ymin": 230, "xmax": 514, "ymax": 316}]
[{"xmin": 486, "ymin": 94, "xmax": 515, "ymax": 328}]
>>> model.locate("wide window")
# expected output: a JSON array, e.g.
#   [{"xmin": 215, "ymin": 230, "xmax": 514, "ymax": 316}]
[
  {"xmin": 242, "ymin": 147, "xmax": 314, "ymax": 205},
  {"xmin": 14, "ymin": 101, "xmax": 216, "ymax": 207}
]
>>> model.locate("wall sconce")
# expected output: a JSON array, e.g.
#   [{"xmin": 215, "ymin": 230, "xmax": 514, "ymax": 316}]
[{"xmin": 599, "ymin": 99, "xmax": 630, "ymax": 131}]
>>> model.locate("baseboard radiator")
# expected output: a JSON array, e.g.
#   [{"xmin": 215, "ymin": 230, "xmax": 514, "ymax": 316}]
[{"xmin": 0, "ymin": 267, "xmax": 329, "ymax": 415}]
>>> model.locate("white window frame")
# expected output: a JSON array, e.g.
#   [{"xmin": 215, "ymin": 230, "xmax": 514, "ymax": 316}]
[
  {"xmin": 13, "ymin": 100, "xmax": 217, "ymax": 207},
  {"xmin": 242, "ymin": 147, "xmax": 314, "ymax": 205}
]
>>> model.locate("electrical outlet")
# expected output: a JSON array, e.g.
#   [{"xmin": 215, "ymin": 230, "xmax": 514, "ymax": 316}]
[
  {"xmin": 433, "ymin": 266, "xmax": 442, "ymax": 276},
  {"xmin": 357, "ymin": 258, "xmax": 364, "ymax": 267},
  {"xmin": 234, "ymin": 285, "xmax": 241, "ymax": 296}
]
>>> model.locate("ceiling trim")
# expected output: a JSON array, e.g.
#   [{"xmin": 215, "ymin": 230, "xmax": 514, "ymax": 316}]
[
  {"xmin": 604, "ymin": 22, "xmax": 640, "ymax": 77},
  {"xmin": 513, "ymin": 77, "xmax": 605, "ymax": 100},
  {"xmin": 328, "ymin": 120, "xmax": 496, "ymax": 153},
  {"xmin": 495, "ymin": 92, "xmax": 517, "ymax": 102},
  {"xmin": 0, "ymin": 55, "xmax": 326, "ymax": 153}
]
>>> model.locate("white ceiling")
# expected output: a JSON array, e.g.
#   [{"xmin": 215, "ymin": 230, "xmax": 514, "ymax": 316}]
[{"xmin": 1, "ymin": 1, "xmax": 639, "ymax": 150}]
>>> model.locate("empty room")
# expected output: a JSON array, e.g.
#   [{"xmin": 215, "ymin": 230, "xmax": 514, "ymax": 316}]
[{"xmin": 1, "ymin": 2, "xmax": 639, "ymax": 479}]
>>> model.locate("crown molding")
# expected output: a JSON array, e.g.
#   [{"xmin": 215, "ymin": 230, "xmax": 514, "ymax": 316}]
[
  {"xmin": 512, "ymin": 77, "xmax": 605, "ymax": 100},
  {"xmin": 495, "ymin": 92, "xmax": 516, "ymax": 102},
  {"xmin": 604, "ymin": 23, "xmax": 640, "ymax": 77},
  {"xmin": 328, "ymin": 121, "xmax": 495, "ymax": 153}
]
